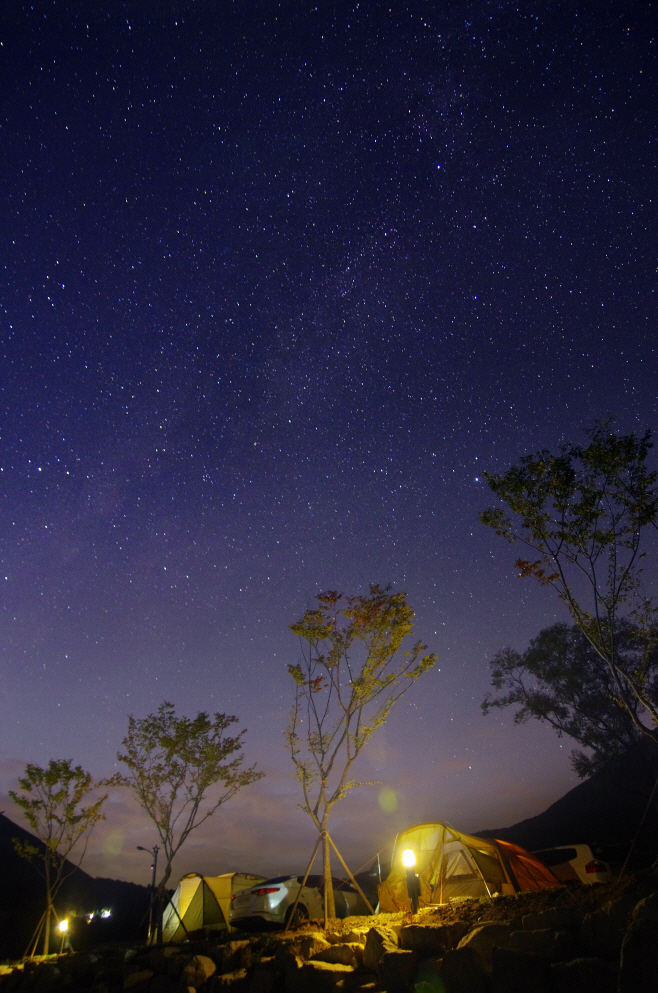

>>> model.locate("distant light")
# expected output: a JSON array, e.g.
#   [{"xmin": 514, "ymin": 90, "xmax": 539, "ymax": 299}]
[
  {"xmin": 402, "ymin": 849, "xmax": 416, "ymax": 868},
  {"xmin": 58, "ymin": 920, "xmax": 69, "ymax": 933},
  {"xmin": 101, "ymin": 909, "xmax": 111, "ymax": 918}
]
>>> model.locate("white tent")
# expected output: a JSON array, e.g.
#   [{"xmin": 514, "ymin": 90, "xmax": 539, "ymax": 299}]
[{"xmin": 161, "ymin": 872, "xmax": 266, "ymax": 942}]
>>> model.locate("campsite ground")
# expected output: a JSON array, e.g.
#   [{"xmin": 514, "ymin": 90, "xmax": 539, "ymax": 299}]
[{"xmin": 3, "ymin": 869, "xmax": 656, "ymax": 991}]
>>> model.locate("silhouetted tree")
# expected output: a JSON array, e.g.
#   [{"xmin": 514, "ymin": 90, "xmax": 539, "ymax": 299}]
[
  {"xmin": 483, "ymin": 621, "xmax": 658, "ymax": 778},
  {"xmin": 117, "ymin": 702, "xmax": 263, "ymax": 941},
  {"xmin": 480, "ymin": 423, "xmax": 658, "ymax": 746},
  {"xmin": 287, "ymin": 585, "xmax": 436, "ymax": 918},
  {"xmin": 10, "ymin": 760, "xmax": 108, "ymax": 954}
]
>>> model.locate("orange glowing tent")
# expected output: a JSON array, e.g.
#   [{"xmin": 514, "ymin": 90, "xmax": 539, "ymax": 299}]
[{"xmin": 378, "ymin": 822, "xmax": 560, "ymax": 912}]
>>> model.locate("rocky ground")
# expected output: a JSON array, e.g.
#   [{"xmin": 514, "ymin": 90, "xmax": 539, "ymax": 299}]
[{"xmin": 1, "ymin": 869, "xmax": 657, "ymax": 992}]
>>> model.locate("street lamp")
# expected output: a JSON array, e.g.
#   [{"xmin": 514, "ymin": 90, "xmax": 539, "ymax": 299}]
[
  {"xmin": 137, "ymin": 845, "xmax": 159, "ymax": 941},
  {"xmin": 402, "ymin": 849, "xmax": 420, "ymax": 914}
]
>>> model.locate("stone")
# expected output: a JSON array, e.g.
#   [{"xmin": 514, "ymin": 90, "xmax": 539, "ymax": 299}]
[
  {"xmin": 123, "ymin": 970, "xmax": 153, "ymax": 990},
  {"xmin": 150, "ymin": 975, "xmax": 179, "ymax": 993},
  {"xmin": 343, "ymin": 928, "xmax": 370, "ymax": 946},
  {"xmin": 579, "ymin": 893, "xmax": 637, "ymax": 959},
  {"xmin": 551, "ymin": 956, "xmax": 617, "ymax": 993},
  {"xmin": 618, "ymin": 890, "xmax": 658, "ymax": 993},
  {"xmin": 285, "ymin": 959, "xmax": 355, "ymax": 993},
  {"xmin": 248, "ymin": 962, "xmax": 280, "ymax": 993},
  {"xmin": 522, "ymin": 908, "xmax": 583, "ymax": 933},
  {"xmin": 457, "ymin": 922, "xmax": 513, "ymax": 971},
  {"xmin": 437, "ymin": 947, "xmax": 490, "ymax": 993},
  {"xmin": 362, "ymin": 926, "xmax": 398, "ymax": 970},
  {"xmin": 212, "ymin": 969, "xmax": 251, "ymax": 989},
  {"xmin": 377, "ymin": 949, "xmax": 418, "ymax": 993},
  {"xmin": 413, "ymin": 957, "xmax": 444, "ymax": 993},
  {"xmin": 222, "ymin": 942, "xmax": 252, "ymax": 971},
  {"xmin": 508, "ymin": 928, "xmax": 575, "ymax": 960},
  {"xmin": 296, "ymin": 933, "xmax": 332, "ymax": 960},
  {"xmin": 490, "ymin": 947, "xmax": 550, "ymax": 993},
  {"xmin": 398, "ymin": 924, "xmax": 456, "ymax": 956},
  {"xmin": 311, "ymin": 943, "xmax": 363, "ymax": 968},
  {"xmin": 183, "ymin": 955, "xmax": 217, "ymax": 988}
]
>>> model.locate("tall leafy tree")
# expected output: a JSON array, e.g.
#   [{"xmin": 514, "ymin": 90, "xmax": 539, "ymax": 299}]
[
  {"xmin": 287, "ymin": 585, "xmax": 436, "ymax": 918},
  {"xmin": 480, "ymin": 423, "xmax": 658, "ymax": 746},
  {"xmin": 482, "ymin": 621, "xmax": 658, "ymax": 778},
  {"xmin": 10, "ymin": 760, "xmax": 109, "ymax": 955},
  {"xmin": 117, "ymin": 701, "xmax": 263, "ymax": 941}
]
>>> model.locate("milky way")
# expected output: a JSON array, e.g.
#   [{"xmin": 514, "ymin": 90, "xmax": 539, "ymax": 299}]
[{"xmin": 1, "ymin": 0, "xmax": 656, "ymax": 882}]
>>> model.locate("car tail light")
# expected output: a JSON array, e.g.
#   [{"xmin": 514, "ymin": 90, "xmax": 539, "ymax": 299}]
[
  {"xmin": 585, "ymin": 860, "xmax": 606, "ymax": 874},
  {"xmin": 251, "ymin": 887, "xmax": 281, "ymax": 895}
]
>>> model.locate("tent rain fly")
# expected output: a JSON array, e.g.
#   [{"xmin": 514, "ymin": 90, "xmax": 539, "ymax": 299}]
[{"xmin": 378, "ymin": 822, "xmax": 560, "ymax": 913}]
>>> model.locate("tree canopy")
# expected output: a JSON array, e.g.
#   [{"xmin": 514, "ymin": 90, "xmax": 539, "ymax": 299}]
[
  {"xmin": 482, "ymin": 621, "xmax": 658, "ymax": 778},
  {"xmin": 117, "ymin": 701, "xmax": 263, "ymax": 940},
  {"xmin": 480, "ymin": 423, "xmax": 658, "ymax": 745},
  {"xmin": 287, "ymin": 585, "xmax": 436, "ymax": 917},
  {"xmin": 10, "ymin": 759, "xmax": 109, "ymax": 955}
]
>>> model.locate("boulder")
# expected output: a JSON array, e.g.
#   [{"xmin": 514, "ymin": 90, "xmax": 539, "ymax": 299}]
[
  {"xmin": 490, "ymin": 947, "xmax": 550, "ymax": 993},
  {"xmin": 522, "ymin": 908, "xmax": 583, "ymax": 933},
  {"xmin": 123, "ymin": 970, "xmax": 153, "ymax": 991},
  {"xmin": 437, "ymin": 947, "xmax": 490, "ymax": 993},
  {"xmin": 399, "ymin": 923, "xmax": 461, "ymax": 957},
  {"xmin": 551, "ymin": 957, "xmax": 617, "ymax": 993},
  {"xmin": 579, "ymin": 893, "xmax": 637, "ymax": 959},
  {"xmin": 247, "ymin": 961, "xmax": 280, "ymax": 993},
  {"xmin": 457, "ymin": 923, "xmax": 513, "ymax": 971},
  {"xmin": 362, "ymin": 926, "xmax": 398, "ymax": 970},
  {"xmin": 508, "ymin": 928, "xmax": 576, "ymax": 960},
  {"xmin": 296, "ymin": 934, "xmax": 332, "ymax": 961},
  {"xmin": 150, "ymin": 975, "xmax": 179, "ymax": 993},
  {"xmin": 311, "ymin": 943, "xmax": 363, "ymax": 968},
  {"xmin": 183, "ymin": 955, "xmax": 217, "ymax": 989},
  {"xmin": 285, "ymin": 959, "xmax": 355, "ymax": 993},
  {"xmin": 377, "ymin": 949, "xmax": 418, "ymax": 993},
  {"xmin": 207, "ymin": 968, "xmax": 250, "ymax": 989},
  {"xmin": 618, "ymin": 890, "xmax": 658, "ymax": 993}
]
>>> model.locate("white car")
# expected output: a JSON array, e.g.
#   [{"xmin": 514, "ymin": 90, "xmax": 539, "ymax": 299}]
[
  {"xmin": 532, "ymin": 845, "xmax": 613, "ymax": 885},
  {"xmin": 230, "ymin": 874, "xmax": 369, "ymax": 930}
]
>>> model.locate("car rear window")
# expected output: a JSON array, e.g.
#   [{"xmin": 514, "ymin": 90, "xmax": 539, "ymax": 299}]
[
  {"xmin": 264, "ymin": 876, "xmax": 293, "ymax": 884},
  {"xmin": 533, "ymin": 848, "xmax": 578, "ymax": 867}
]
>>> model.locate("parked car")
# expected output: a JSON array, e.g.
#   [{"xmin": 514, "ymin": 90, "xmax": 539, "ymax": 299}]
[
  {"xmin": 532, "ymin": 844, "xmax": 613, "ymax": 885},
  {"xmin": 230, "ymin": 874, "xmax": 369, "ymax": 930}
]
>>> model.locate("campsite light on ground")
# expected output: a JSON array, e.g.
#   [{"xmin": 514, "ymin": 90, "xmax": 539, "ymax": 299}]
[{"xmin": 402, "ymin": 850, "xmax": 420, "ymax": 913}]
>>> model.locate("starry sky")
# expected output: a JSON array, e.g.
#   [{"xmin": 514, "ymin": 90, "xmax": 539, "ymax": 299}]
[{"xmin": 1, "ymin": 0, "xmax": 657, "ymax": 888}]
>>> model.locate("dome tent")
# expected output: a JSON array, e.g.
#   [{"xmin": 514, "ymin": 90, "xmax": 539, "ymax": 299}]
[
  {"xmin": 161, "ymin": 872, "xmax": 266, "ymax": 942},
  {"xmin": 378, "ymin": 822, "xmax": 560, "ymax": 912}
]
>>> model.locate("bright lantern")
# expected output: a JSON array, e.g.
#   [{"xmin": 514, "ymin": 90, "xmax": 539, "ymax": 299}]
[
  {"xmin": 58, "ymin": 920, "xmax": 69, "ymax": 933},
  {"xmin": 402, "ymin": 849, "xmax": 416, "ymax": 868}
]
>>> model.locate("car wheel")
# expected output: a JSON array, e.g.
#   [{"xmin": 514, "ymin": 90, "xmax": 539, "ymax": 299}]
[{"xmin": 284, "ymin": 903, "xmax": 309, "ymax": 927}]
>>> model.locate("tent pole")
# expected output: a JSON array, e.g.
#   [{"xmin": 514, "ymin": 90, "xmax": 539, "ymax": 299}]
[
  {"xmin": 283, "ymin": 833, "xmax": 323, "ymax": 935},
  {"xmin": 325, "ymin": 832, "xmax": 376, "ymax": 915},
  {"xmin": 24, "ymin": 910, "xmax": 47, "ymax": 960},
  {"xmin": 161, "ymin": 891, "xmax": 190, "ymax": 943}
]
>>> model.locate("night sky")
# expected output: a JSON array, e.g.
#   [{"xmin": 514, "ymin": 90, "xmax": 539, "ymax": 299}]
[{"xmin": 1, "ymin": 0, "xmax": 657, "ymax": 888}]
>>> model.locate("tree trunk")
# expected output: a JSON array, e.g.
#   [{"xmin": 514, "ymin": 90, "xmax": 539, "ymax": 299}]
[
  {"xmin": 322, "ymin": 832, "xmax": 336, "ymax": 920},
  {"xmin": 155, "ymin": 863, "xmax": 172, "ymax": 944},
  {"xmin": 43, "ymin": 905, "xmax": 51, "ymax": 956}
]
